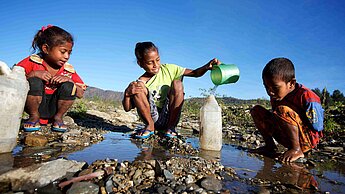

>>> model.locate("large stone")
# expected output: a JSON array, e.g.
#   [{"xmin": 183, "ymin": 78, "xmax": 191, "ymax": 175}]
[
  {"xmin": 200, "ymin": 176, "xmax": 222, "ymax": 192},
  {"xmin": 163, "ymin": 169, "xmax": 175, "ymax": 181},
  {"xmin": 86, "ymin": 110, "xmax": 112, "ymax": 121},
  {"xmin": 24, "ymin": 134, "xmax": 48, "ymax": 147},
  {"xmin": 66, "ymin": 182, "xmax": 99, "ymax": 194},
  {"xmin": 111, "ymin": 109, "xmax": 138, "ymax": 124},
  {"xmin": 0, "ymin": 158, "xmax": 85, "ymax": 191}
]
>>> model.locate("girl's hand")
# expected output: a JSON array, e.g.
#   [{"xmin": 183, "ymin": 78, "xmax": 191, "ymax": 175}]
[
  {"xmin": 31, "ymin": 70, "xmax": 52, "ymax": 82},
  {"xmin": 206, "ymin": 58, "xmax": 221, "ymax": 70},
  {"xmin": 50, "ymin": 75, "xmax": 73, "ymax": 84},
  {"xmin": 125, "ymin": 81, "xmax": 145, "ymax": 97}
]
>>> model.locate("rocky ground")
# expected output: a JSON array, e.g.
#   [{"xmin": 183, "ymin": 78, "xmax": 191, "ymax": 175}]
[{"xmin": 0, "ymin": 101, "xmax": 344, "ymax": 193}]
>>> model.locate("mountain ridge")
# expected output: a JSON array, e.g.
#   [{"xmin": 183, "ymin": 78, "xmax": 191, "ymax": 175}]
[{"xmin": 84, "ymin": 86, "xmax": 123, "ymax": 102}]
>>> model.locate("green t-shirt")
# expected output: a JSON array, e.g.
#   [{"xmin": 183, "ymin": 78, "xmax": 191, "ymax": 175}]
[{"xmin": 145, "ymin": 64, "xmax": 185, "ymax": 108}]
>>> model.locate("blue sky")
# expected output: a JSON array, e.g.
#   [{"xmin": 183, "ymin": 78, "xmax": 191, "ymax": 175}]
[{"xmin": 1, "ymin": 0, "xmax": 344, "ymax": 99}]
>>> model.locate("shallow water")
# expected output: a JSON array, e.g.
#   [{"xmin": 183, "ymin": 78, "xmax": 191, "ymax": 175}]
[
  {"xmin": 1, "ymin": 132, "xmax": 344, "ymax": 193},
  {"xmin": 66, "ymin": 132, "xmax": 345, "ymax": 193}
]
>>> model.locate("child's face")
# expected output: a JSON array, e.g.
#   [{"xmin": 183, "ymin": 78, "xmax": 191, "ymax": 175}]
[
  {"xmin": 43, "ymin": 42, "xmax": 73, "ymax": 67},
  {"xmin": 263, "ymin": 76, "xmax": 295, "ymax": 101},
  {"xmin": 138, "ymin": 49, "xmax": 160, "ymax": 75}
]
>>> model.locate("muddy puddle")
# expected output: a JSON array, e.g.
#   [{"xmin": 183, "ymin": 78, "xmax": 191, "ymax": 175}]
[{"xmin": 2, "ymin": 131, "xmax": 344, "ymax": 193}]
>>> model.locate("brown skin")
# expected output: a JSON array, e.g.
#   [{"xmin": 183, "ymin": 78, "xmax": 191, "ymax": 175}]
[
  {"xmin": 251, "ymin": 75, "xmax": 304, "ymax": 162},
  {"xmin": 24, "ymin": 42, "xmax": 84, "ymax": 128},
  {"xmin": 122, "ymin": 49, "xmax": 220, "ymax": 136},
  {"xmin": 250, "ymin": 105, "xmax": 278, "ymax": 156}
]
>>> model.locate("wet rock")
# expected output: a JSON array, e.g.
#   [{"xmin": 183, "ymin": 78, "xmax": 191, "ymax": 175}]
[
  {"xmin": 63, "ymin": 116, "xmax": 75, "ymax": 126},
  {"xmin": 0, "ymin": 153, "xmax": 14, "ymax": 174},
  {"xmin": 66, "ymin": 182, "xmax": 99, "ymax": 194},
  {"xmin": 0, "ymin": 159, "xmax": 85, "ymax": 191},
  {"xmin": 156, "ymin": 185, "xmax": 168, "ymax": 193},
  {"xmin": 186, "ymin": 183, "xmax": 200, "ymax": 191},
  {"xmin": 36, "ymin": 182, "xmax": 63, "ymax": 194},
  {"xmin": 200, "ymin": 176, "xmax": 222, "ymax": 192},
  {"xmin": 323, "ymin": 146, "xmax": 344, "ymax": 153},
  {"xmin": 175, "ymin": 184, "xmax": 187, "ymax": 192},
  {"xmin": 24, "ymin": 134, "xmax": 48, "ymax": 147},
  {"xmin": 185, "ymin": 174, "xmax": 195, "ymax": 184},
  {"xmin": 163, "ymin": 169, "xmax": 175, "ymax": 181},
  {"xmin": 64, "ymin": 155, "xmax": 235, "ymax": 193}
]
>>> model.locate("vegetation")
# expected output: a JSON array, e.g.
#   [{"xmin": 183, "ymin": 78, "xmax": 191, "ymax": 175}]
[
  {"xmin": 69, "ymin": 86, "xmax": 344, "ymax": 138},
  {"xmin": 68, "ymin": 96, "xmax": 121, "ymax": 118},
  {"xmin": 183, "ymin": 87, "xmax": 345, "ymax": 136},
  {"xmin": 312, "ymin": 88, "xmax": 345, "ymax": 134}
]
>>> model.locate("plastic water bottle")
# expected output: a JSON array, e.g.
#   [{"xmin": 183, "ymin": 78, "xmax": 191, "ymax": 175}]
[
  {"xmin": 0, "ymin": 61, "xmax": 29, "ymax": 153},
  {"xmin": 199, "ymin": 95, "xmax": 222, "ymax": 151}
]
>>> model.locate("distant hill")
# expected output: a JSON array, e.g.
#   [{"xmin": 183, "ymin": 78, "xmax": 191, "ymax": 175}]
[
  {"xmin": 84, "ymin": 86, "xmax": 269, "ymax": 105},
  {"xmin": 84, "ymin": 86, "xmax": 123, "ymax": 102},
  {"xmin": 186, "ymin": 96, "xmax": 269, "ymax": 105}
]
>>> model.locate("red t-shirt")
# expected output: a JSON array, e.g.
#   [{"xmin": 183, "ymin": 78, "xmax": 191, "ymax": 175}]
[{"xmin": 17, "ymin": 54, "xmax": 86, "ymax": 95}]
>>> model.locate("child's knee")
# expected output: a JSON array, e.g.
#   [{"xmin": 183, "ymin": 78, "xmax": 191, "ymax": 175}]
[
  {"xmin": 275, "ymin": 105, "xmax": 296, "ymax": 116},
  {"xmin": 171, "ymin": 80, "xmax": 184, "ymax": 93},
  {"xmin": 135, "ymin": 81, "xmax": 149, "ymax": 96},
  {"xmin": 27, "ymin": 77, "xmax": 44, "ymax": 96},
  {"xmin": 250, "ymin": 105, "xmax": 266, "ymax": 118},
  {"xmin": 58, "ymin": 82, "xmax": 77, "ymax": 100}
]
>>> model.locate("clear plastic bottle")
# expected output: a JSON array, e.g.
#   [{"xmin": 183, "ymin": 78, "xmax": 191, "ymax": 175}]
[
  {"xmin": 199, "ymin": 95, "xmax": 222, "ymax": 151},
  {"xmin": 0, "ymin": 61, "xmax": 29, "ymax": 153}
]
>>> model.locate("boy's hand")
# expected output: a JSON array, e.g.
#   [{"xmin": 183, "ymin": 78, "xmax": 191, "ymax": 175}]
[
  {"xmin": 50, "ymin": 75, "xmax": 73, "ymax": 84},
  {"xmin": 125, "ymin": 81, "xmax": 145, "ymax": 97},
  {"xmin": 30, "ymin": 70, "xmax": 52, "ymax": 82},
  {"xmin": 205, "ymin": 58, "xmax": 221, "ymax": 70}
]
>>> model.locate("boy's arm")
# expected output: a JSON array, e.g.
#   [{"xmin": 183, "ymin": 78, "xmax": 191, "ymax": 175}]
[
  {"xmin": 306, "ymin": 101, "xmax": 324, "ymax": 131},
  {"xmin": 122, "ymin": 91, "xmax": 133, "ymax": 112},
  {"xmin": 122, "ymin": 81, "xmax": 145, "ymax": 112},
  {"xmin": 75, "ymin": 84, "xmax": 85, "ymax": 98},
  {"xmin": 183, "ymin": 58, "xmax": 220, "ymax": 77}
]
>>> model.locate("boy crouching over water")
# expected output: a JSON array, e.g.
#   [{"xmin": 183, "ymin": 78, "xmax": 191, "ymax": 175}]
[{"xmin": 250, "ymin": 57, "xmax": 324, "ymax": 162}]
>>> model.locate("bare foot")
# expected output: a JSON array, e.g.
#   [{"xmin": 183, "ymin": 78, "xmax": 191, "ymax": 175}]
[{"xmin": 279, "ymin": 148, "xmax": 304, "ymax": 163}]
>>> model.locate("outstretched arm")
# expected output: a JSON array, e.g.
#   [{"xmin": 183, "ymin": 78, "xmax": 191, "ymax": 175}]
[{"xmin": 183, "ymin": 58, "xmax": 220, "ymax": 77}]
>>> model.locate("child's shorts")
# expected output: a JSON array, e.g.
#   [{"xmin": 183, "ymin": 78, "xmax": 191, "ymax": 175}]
[
  {"xmin": 27, "ymin": 77, "xmax": 77, "ymax": 119},
  {"xmin": 257, "ymin": 105, "xmax": 321, "ymax": 153},
  {"xmin": 135, "ymin": 92, "xmax": 181, "ymax": 131}
]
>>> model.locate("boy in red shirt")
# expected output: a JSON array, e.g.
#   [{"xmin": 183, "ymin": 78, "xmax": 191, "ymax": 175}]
[{"xmin": 250, "ymin": 58, "xmax": 324, "ymax": 162}]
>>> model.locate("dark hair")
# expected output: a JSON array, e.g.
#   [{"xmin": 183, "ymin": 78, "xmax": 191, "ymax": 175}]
[
  {"xmin": 31, "ymin": 25, "xmax": 74, "ymax": 53},
  {"xmin": 135, "ymin": 41, "xmax": 159, "ymax": 62},
  {"xmin": 262, "ymin": 57, "xmax": 295, "ymax": 83}
]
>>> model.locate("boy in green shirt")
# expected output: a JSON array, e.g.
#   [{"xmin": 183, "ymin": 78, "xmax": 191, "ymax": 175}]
[{"xmin": 123, "ymin": 41, "xmax": 220, "ymax": 139}]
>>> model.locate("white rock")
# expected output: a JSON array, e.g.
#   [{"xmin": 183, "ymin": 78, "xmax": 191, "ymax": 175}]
[{"xmin": 0, "ymin": 158, "xmax": 85, "ymax": 191}]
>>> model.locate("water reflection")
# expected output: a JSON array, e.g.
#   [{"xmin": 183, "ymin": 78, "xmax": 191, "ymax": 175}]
[
  {"xmin": 199, "ymin": 149, "xmax": 221, "ymax": 161},
  {"xmin": 67, "ymin": 132, "xmax": 140, "ymax": 164},
  {"xmin": 130, "ymin": 139, "xmax": 172, "ymax": 161},
  {"xmin": 256, "ymin": 157, "xmax": 318, "ymax": 191}
]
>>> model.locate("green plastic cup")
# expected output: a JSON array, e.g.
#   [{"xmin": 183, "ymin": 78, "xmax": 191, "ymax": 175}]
[{"xmin": 211, "ymin": 63, "xmax": 240, "ymax": 85}]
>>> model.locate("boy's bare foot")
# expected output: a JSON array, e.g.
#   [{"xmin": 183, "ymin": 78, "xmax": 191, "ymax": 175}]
[
  {"xmin": 279, "ymin": 148, "xmax": 304, "ymax": 163},
  {"xmin": 249, "ymin": 146, "xmax": 278, "ymax": 158}
]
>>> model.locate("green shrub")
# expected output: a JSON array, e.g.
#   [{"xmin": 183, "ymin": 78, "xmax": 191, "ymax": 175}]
[{"xmin": 68, "ymin": 99, "xmax": 88, "ymax": 118}]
